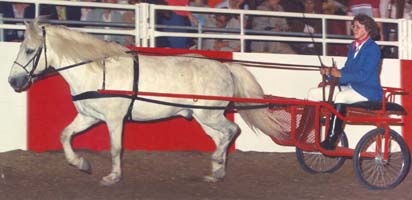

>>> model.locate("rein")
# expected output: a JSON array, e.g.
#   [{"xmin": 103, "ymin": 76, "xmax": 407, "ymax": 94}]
[
  {"xmin": 20, "ymin": 26, "xmax": 328, "ymax": 114},
  {"xmin": 300, "ymin": 9, "xmax": 341, "ymax": 103},
  {"xmin": 21, "ymin": 26, "xmax": 323, "ymax": 82}
]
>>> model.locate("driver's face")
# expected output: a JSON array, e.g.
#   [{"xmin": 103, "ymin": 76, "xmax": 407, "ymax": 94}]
[{"xmin": 352, "ymin": 20, "xmax": 368, "ymax": 40}]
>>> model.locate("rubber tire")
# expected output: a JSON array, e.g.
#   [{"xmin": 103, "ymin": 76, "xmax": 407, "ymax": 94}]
[
  {"xmin": 353, "ymin": 128, "xmax": 410, "ymax": 190},
  {"xmin": 296, "ymin": 133, "xmax": 348, "ymax": 174}
]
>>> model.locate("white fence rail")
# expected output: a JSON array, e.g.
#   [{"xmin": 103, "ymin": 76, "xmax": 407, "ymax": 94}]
[{"xmin": 0, "ymin": 0, "xmax": 411, "ymax": 58}]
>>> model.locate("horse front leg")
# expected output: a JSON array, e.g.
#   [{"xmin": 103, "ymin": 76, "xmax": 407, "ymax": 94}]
[
  {"xmin": 61, "ymin": 114, "xmax": 99, "ymax": 173},
  {"xmin": 100, "ymin": 119, "xmax": 124, "ymax": 186}
]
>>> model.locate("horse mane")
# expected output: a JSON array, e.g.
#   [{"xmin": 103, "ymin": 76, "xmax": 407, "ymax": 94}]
[{"xmin": 44, "ymin": 25, "xmax": 132, "ymax": 64}]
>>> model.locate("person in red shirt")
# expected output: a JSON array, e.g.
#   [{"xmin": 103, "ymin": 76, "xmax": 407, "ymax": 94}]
[
  {"xmin": 348, "ymin": 0, "xmax": 380, "ymax": 16},
  {"xmin": 160, "ymin": 0, "xmax": 196, "ymax": 48}
]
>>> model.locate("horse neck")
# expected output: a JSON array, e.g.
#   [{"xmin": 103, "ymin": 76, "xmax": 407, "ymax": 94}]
[{"xmin": 46, "ymin": 40, "xmax": 103, "ymax": 95}]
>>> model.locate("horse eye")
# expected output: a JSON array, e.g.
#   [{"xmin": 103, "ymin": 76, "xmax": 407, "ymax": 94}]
[{"xmin": 26, "ymin": 49, "xmax": 35, "ymax": 54}]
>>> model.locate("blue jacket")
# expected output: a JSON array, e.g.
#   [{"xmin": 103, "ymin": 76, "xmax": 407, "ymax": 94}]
[{"xmin": 339, "ymin": 38, "xmax": 383, "ymax": 101}]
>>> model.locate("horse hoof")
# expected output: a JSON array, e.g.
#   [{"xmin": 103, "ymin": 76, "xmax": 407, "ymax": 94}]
[
  {"xmin": 79, "ymin": 157, "xmax": 92, "ymax": 174},
  {"xmin": 99, "ymin": 174, "xmax": 121, "ymax": 186},
  {"xmin": 203, "ymin": 175, "xmax": 223, "ymax": 183}
]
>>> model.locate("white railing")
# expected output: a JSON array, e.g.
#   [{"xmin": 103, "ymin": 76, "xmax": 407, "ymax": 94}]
[
  {"xmin": 0, "ymin": 0, "xmax": 411, "ymax": 59},
  {"xmin": 0, "ymin": 0, "xmax": 137, "ymax": 42},
  {"xmin": 146, "ymin": 4, "xmax": 406, "ymax": 58}
]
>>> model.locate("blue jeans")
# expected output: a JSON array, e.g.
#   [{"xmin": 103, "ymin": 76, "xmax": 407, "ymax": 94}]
[{"xmin": 160, "ymin": 12, "xmax": 190, "ymax": 49}]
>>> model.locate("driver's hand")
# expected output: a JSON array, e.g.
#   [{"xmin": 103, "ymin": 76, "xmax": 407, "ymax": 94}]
[
  {"xmin": 320, "ymin": 67, "xmax": 330, "ymax": 76},
  {"xmin": 330, "ymin": 67, "xmax": 341, "ymax": 77}
]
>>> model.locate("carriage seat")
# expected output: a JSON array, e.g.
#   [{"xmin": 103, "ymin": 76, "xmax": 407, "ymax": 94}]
[{"xmin": 348, "ymin": 101, "xmax": 407, "ymax": 115}]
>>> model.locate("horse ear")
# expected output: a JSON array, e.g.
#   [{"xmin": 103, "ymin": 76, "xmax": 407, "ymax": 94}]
[
  {"xmin": 36, "ymin": 15, "xmax": 50, "ymax": 25},
  {"xmin": 27, "ymin": 19, "xmax": 42, "ymax": 36}
]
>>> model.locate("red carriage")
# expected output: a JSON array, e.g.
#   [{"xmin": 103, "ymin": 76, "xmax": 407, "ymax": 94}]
[{"xmin": 100, "ymin": 80, "xmax": 410, "ymax": 190}]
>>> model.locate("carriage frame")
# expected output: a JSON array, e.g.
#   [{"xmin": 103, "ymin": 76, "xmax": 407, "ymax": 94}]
[{"xmin": 98, "ymin": 85, "xmax": 410, "ymax": 190}]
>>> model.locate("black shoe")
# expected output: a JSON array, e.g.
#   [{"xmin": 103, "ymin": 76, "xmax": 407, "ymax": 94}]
[
  {"xmin": 320, "ymin": 137, "xmax": 339, "ymax": 150},
  {"xmin": 320, "ymin": 104, "xmax": 347, "ymax": 150}
]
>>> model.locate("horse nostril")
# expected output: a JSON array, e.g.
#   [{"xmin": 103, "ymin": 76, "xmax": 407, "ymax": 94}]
[
  {"xmin": 9, "ymin": 76, "xmax": 30, "ymax": 90},
  {"xmin": 9, "ymin": 78, "xmax": 17, "ymax": 87}
]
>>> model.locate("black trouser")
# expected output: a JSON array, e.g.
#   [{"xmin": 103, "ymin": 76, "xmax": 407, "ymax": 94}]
[{"xmin": 320, "ymin": 104, "xmax": 347, "ymax": 150}]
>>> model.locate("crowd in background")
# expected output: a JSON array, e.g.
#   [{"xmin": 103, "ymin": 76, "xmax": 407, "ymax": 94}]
[{"xmin": 0, "ymin": 0, "xmax": 411, "ymax": 57}]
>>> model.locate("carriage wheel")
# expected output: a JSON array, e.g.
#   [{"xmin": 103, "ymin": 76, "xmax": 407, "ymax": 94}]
[
  {"xmin": 353, "ymin": 128, "xmax": 410, "ymax": 190},
  {"xmin": 296, "ymin": 133, "xmax": 348, "ymax": 174}
]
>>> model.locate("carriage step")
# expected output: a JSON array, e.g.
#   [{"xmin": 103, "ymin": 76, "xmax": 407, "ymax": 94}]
[{"xmin": 322, "ymin": 147, "xmax": 354, "ymax": 157}]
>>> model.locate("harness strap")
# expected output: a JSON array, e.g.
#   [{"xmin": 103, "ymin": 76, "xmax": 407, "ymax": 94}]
[
  {"xmin": 42, "ymin": 27, "xmax": 48, "ymax": 71},
  {"xmin": 102, "ymin": 60, "xmax": 106, "ymax": 90},
  {"xmin": 72, "ymin": 91, "xmax": 131, "ymax": 101},
  {"xmin": 125, "ymin": 57, "xmax": 140, "ymax": 121},
  {"xmin": 71, "ymin": 91, "xmax": 281, "ymax": 111}
]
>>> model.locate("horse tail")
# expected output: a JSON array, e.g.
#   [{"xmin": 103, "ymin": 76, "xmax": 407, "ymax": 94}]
[{"xmin": 226, "ymin": 63, "xmax": 289, "ymax": 138}]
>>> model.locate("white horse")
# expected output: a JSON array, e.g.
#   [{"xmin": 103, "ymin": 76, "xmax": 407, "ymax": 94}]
[{"xmin": 8, "ymin": 20, "xmax": 287, "ymax": 185}]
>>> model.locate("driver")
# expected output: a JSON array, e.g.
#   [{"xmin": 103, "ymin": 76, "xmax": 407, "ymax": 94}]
[{"xmin": 306, "ymin": 14, "xmax": 383, "ymax": 150}]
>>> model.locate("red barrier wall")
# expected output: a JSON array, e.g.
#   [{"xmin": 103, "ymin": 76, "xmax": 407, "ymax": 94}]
[
  {"xmin": 401, "ymin": 60, "xmax": 412, "ymax": 150},
  {"xmin": 28, "ymin": 48, "xmax": 233, "ymax": 152}
]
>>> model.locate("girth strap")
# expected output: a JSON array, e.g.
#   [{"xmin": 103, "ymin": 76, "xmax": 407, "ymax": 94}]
[
  {"xmin": 71, "ymin": 56, "xmax": 140, "ymax": 121},
  {"xmin": 125, "ymin": 57, "xmax": 140, "ymax": 121}
]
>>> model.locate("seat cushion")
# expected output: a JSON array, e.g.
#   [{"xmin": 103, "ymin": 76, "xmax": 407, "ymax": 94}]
[{"xmin": 348, "ymin": 101, "xmax": 406, "ymax": 114}]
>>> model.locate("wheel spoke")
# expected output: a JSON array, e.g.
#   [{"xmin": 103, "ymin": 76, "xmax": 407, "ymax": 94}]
[{"xmin": 354, "ymin": 128, "xmax": 410, "ymax": 189}]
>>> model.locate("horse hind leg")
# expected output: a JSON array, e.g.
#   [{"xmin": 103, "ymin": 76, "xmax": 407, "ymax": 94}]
[
  {"xmin": 61, "ymin": 114, "xmax": 99, "ymax": 174},
  {"xmin": 195, "ymin": 113, "xmax": 239, "ymax": 182}
]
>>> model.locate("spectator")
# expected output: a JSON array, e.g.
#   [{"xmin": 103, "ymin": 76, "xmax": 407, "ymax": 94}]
[
  {"xmin": 52, "ymin": 1, "xmax": 82, "ymax": 27},
  {"xmin": 379, "ymin": 0, "xmax": 405, "ymax": 58},
  {"xmin": 324, "ymin": 0, "xmax": 348, "ymax": 56},
  {"xmin": 80, "ymin": 0, "xmax": 97, "ymax": 21},
  {"xmin": 202, "ymin": 13, "xmax": 240, "ymax": 51},
  {"xmin": 189, "ymin": 0, "xmax": 208, "ymax": 27},
  {"xmin": 348, "ymin": 0, "xmax": 380, "ymax": 16},
  {"xmin": 347, "ymin": 0, "xmax": 383, "ymax": 40},
  {"xmin": 1, "ymin": 3, "xmax": 31, "ymax": 41},
  {"xmin": 288, "ymin": 0, "xmax": 322, "ymax": 55},
  {"xmin": 123, "ymin": 0, "xmax": 139, "ymax": 45},
  {"xmin": 87, "ymin": 0, "xmax": 125, "ymax": 44},
  {"xmin": 216, "ymin": 0, "xmax": 246, "ymax": 9},
  {"xmin": 160, "ymin": 0, "xmax": 196, "ymax": 48},
  {"xmin": 250, "ymin": 0, "xmax": 295, "ymax": 54},
  {"xmin": 380, "ymin": 0, "xmax": 412, "ymax": 19},
  {"xmin": 208, "ymin": 0, "xmax": 225, "ymax": 7},
  {"xmin": 0, "ymin": 2, "xmax": 59, "ymax": 41},
  {"xmin": 404, "ymin": 0, "xmax": 412, "ymax": 19}
]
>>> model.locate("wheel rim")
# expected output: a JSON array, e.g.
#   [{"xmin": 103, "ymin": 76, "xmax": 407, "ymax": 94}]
[
  {"xmin": 301, "ymin": 151, "xmax": 343, "ymax": 172},
  {"xmin": 357, "ymin": 133, "xmax": 407, "ymax": 188},
  {"xmin": 298, "ymin": 133, "xmax": 347, "ymax": 173}
]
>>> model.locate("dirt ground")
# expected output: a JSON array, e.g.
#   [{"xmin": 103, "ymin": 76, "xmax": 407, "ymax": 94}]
[{"xmin": 0, "ymin": 150, "xmax": 412, "ymax": 200}]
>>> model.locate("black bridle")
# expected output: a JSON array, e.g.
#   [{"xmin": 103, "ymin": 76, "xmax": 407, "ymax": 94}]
[{"xmin": 13, "ymin": 26, "xmax": 49, "ymax": 82}]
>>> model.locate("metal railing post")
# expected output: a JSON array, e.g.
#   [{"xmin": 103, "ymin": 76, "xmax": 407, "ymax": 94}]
[
  {"xmin": 197, "ymin": 23, "xmax": 202, "ymax": 50},
  {"xmin": 140, "ymin": 3, "xmax": 150, "ymax": 47},
  {"xmin": 408, "ymin": 20, "xmax": 412, "ymax": 59},
  {"xmin": 0, "ymin": 14, "xmax": 3, "ymax": 42},
  {"xmin": 322, "ymin": 18, "xmax": 326, "ymax": 56},
  {"xmin": 35, "ymin": 2, "xmax": 39, "ymax": 17},
  {"xmin": 134, "ymin": 3, "xmax": 140, "ymax": 46},
  {"xmin": 148, "ymin": 3, "xmax": 156, "ymax": 48},
  {"xmin": 398, "ymin": 19, "xmax": 408, "ymax": 59},
  {"xmin": 240, "ymin": 12, "xmax": 245, "ymax": 53}
]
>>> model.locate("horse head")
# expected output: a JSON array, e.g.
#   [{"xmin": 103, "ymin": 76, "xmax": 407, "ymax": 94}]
[{"xmin": 8, "ymin": 17, "xmax": 48, "ymax": 92}]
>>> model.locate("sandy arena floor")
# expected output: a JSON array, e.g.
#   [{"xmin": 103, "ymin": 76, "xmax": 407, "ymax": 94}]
[{"xmin": 0, "ymin": 150, "xmax": 412, "ymax": 200}]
